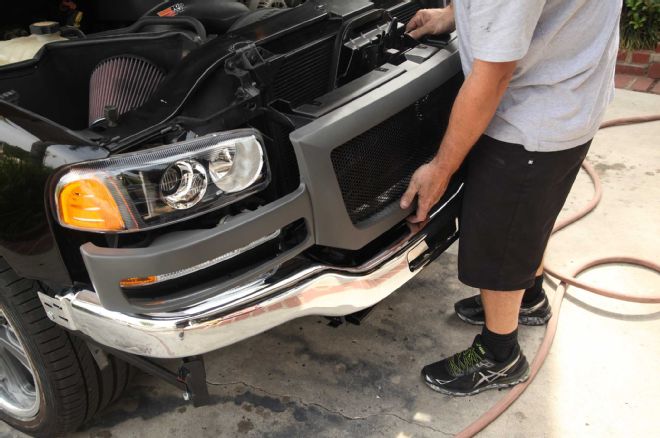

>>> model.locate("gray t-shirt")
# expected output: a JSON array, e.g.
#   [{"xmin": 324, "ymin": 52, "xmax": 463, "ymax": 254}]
[{"xmin": 454, "ymin": 0, "xmax": 621, "ymax": 152}]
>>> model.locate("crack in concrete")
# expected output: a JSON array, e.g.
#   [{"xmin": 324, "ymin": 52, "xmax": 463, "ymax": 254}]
[{"xmin": 206, "ymin": 379, "xmax": 453, "ymax": 436}]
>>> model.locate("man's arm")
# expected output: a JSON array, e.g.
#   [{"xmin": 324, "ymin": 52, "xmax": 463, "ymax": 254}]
[{"xmin": 400, "ymin": 59, "xmax": 516, "ymax": 223}]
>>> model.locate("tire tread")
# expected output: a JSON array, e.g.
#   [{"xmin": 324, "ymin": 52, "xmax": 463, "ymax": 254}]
[{"xmin": 0, "ymin": 260, "xmax": 133, "ymax": 436}]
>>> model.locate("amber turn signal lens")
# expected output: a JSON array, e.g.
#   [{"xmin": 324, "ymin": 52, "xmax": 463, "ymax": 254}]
[
  {"xmin": 58, "ymin": 179, "xmax": 125, "ymax": 231},
  {"xmin": 120, "ymin": 276, "xmax": 157, "ymax": 288}
]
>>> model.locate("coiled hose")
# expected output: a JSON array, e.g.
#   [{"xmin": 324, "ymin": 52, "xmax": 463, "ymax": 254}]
[{"xmin": 456, "ymin": 114, "xmax": 660, "ymax": 438}]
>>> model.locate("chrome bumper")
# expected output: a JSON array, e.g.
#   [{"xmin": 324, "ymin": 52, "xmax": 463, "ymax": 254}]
[{"xmin": 38, "ymin": 186, "xmax": 461, "ymax": 359}]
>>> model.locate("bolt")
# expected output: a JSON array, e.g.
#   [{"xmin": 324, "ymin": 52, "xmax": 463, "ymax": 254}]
[{"xmin": 182, "ymin": 392, "xmax": 191, "ymax": 401}]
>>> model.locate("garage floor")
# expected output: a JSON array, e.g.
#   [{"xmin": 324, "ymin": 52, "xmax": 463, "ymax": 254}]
[{"xmin": 2, "ymin": 90, "xmax": 659, "ymax": 438}]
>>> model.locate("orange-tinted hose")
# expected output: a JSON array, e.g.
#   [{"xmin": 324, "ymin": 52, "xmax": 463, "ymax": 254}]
[{"xmin": 455, "ymin": 115, "xmax": 660, "ymax": 438}]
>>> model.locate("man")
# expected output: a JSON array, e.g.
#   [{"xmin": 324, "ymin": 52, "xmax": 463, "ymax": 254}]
[{"xmin": 400, "ymin": 0, "xmax": 621, "ymax": 396}]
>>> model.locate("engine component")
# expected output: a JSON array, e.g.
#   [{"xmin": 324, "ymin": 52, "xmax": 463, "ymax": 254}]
[
  {"xmin": 228, "ymin": 7, "xmax": 287, "ymax": 31},
  {"xmin": 88, "ymin": 55, "xmax": 165, "ymax": 126},
  {"xmin": 0, "ymin": 22, "xmax": 66, "ymax": 67},
  {"xmin": 333, "ymin": 11, "xmax": 411, "ymax": 88},
  {"xmin": 252, "ymin": 0, "xmax": 288, "ymax": 8},
  {"xmin": 241, "ymin": 0, "xmax": 304, "ymax": 9},
  {"xmin": 144, "ymin": 0, "xmax": 250, "ymax": 34}
]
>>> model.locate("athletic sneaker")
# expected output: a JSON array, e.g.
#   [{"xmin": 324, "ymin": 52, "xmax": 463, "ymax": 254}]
[
  {"xmin": 454, "ymin": 293, "xmax": 552, "ymax": 326},
  {"xmin": 421, "ymin": 336, "xmax": 530, "ymax": 396}
]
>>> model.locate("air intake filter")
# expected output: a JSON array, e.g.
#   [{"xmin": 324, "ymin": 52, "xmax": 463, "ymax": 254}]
[{"xmin": 89, "ymin": 55, "xmax": 164, "ymax": 126}]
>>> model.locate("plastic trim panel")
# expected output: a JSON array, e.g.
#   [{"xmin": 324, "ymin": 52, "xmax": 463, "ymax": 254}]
[{"xmin": 290, "ymin": 39, "xmax": 461, "ymax": 250}]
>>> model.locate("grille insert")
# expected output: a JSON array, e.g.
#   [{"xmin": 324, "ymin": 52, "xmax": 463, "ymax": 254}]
[{"xmin": 331, "ymin": 82, "xmax": 459, "ymax": 224}]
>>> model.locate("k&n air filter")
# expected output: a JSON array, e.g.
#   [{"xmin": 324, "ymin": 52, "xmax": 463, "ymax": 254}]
[{"xmin": 88, "ymin": 55, "xmax": 165, "ymax": 126}]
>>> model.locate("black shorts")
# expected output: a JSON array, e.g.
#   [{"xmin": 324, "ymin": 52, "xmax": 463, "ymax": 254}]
[{"xmin": 458, "ymin": 135, "xmax": 591, "ymax": 291}]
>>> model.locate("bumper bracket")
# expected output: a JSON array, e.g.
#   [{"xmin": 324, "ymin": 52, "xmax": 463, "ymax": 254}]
[{"xmin": 95, "ymin": 343, "xmax": 210, "ymax": 407}]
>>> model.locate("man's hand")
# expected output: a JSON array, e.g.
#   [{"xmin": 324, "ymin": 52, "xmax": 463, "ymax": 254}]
[
  {"xmin": 399, "ymin": 59, "xmax": 517, "ymax": 224},
  {"xmin": 399, "ymin": 159, "xmax": 451, "ymax": 224},
  {"xmin": 406, "ymin": 7, "xmax": 456, "ymax": 40}
]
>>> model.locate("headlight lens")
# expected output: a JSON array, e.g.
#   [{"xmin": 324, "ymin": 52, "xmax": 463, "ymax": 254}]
[
  {"xmin": 160, "ymin": 159, "xmax": 208, "ymax": 210},
  {"xmin": 209, "ymin": 137, "xmax": 264, "ymax": 193},
  {"xmin": 54, "ymin": 129, "xmax": 269, "ymax": 232}
]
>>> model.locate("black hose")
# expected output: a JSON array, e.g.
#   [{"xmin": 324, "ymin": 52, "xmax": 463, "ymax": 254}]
[{"xmin": 93, "ymin": 16, "xmax": 207, "ymax": 41}]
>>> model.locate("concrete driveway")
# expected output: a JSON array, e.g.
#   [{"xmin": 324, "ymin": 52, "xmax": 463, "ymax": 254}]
[{"xmin": 2, "ymin": 90, "xmax": 659, "ymax": 438}]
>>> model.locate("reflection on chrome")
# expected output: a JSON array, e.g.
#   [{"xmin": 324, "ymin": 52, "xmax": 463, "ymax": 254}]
[{"xmin": 38, "ymin": 185, "xmax": 463, "ymax": 359}]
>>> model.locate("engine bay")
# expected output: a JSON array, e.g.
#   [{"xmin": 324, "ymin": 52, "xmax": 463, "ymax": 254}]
[
  {"xmin": 1, "ymin": 1, "xmax": 440, "ymax": 139},
  {"xmin": 3, "ymin": 0, "xmax": 303, "ymax": 37}
]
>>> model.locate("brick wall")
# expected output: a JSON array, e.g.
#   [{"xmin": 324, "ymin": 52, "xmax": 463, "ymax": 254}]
[{"xmin": 616, "ymin": 42, "xmax": 660, "ymax": 93}]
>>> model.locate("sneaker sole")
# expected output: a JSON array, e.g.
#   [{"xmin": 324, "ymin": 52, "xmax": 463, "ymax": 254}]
[
  {"xmin": 519, "ymin": 312, "xmax": 552, "ymax": 326},
  {"xmin": 456, "ymin": 311, "xmax": 552, "ymax": 327},
  {"xmin": 423, "ymin": 370, "xmax": 531, "ymax": 397}
]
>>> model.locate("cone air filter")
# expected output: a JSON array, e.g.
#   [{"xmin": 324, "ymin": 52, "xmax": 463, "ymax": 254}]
[{"xmin": 89, "ymin": 55, "xmax": 164, "ymax": 126}]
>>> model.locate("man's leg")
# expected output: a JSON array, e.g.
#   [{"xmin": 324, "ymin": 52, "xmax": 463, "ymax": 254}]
[
  {"xmin": 455, "ymin": 260, "xmax": 551, "ymax": 326},
  {"xmin": 481, "ymin": 289, "xmax": 524, "ymax": 334},
  {"xmin": 421, "ymin": 287, "xmax": 530, "ymax": 395},
  {"xmin": 520, "ymin": 262, "xmax": 546, "ymax": 305},
  {"xmin": 423, "ymin": 137, "xmax": 591, "ymax": 396},
  {"xmin": 480, "ymin": 289, "xmax": 524, "ymax": 362}
]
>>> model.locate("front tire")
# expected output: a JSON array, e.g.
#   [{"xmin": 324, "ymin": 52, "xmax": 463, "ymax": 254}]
[{"xmin": 0, "ymin": 259, "xmax": 133, "ymax": 436}]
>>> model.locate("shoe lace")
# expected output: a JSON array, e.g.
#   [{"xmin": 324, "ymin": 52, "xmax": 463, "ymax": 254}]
[{"xmin": 447, "ymin": 345, "xmax": 485, "ymax": 377}]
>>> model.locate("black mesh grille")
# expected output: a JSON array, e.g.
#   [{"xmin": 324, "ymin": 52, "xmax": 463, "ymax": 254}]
[
  {"xmin": 331, "ymin": 76, "xmax": 461, "ymax": 224},
  {"xmin": 271, "ymin": 37, "xmax": 334, "ymax": 106}
]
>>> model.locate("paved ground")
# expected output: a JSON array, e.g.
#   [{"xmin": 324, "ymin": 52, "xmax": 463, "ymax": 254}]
[{"xmin": 2, "ymin": 90, "xmax": 659, "ymax": 438}]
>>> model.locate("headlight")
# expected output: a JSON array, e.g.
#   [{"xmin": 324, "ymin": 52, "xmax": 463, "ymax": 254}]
[{"xmin": 54, "ymin": 129, "xmax": 269, "ymax": 232}]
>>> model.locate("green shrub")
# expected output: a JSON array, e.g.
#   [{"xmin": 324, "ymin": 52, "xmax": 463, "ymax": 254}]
[{"xmin": 621, "ymin": 0, "xmax": 659, "ymax": 50}]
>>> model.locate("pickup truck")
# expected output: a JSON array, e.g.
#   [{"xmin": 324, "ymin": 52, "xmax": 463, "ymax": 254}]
[{"xmin": 0, "ymin": 0, "xmax": 462, "ymax": 435}]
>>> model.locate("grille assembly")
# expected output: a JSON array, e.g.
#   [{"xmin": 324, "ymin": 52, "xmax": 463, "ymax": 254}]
[
  {"xmin": 88, "ymin": 55, "xmax": 165, "ymax": 126},
  {"xmin": 331, "ymin": 79, "xmax": 460, "ymax": 224}
]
